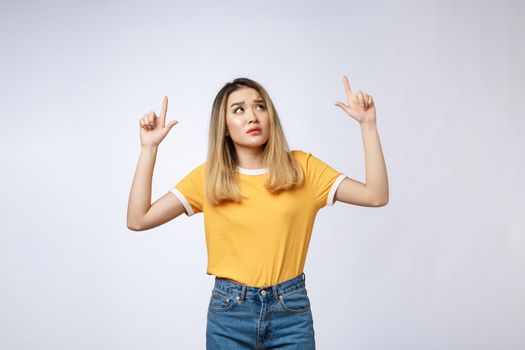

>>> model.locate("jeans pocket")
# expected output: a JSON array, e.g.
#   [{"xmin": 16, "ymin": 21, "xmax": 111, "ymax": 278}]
[
  {"xmin": 208, "ymin": 289, "xmax": 240, "ymax": 312},
  {"xmin": 278, "ymin": 287, "xmax": 311, "ymax": 313}
]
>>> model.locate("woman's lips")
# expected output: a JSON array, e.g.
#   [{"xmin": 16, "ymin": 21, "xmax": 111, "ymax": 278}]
[{"xmin": 248, "ymin": 129, "xmax": 261, "ymax": 135}]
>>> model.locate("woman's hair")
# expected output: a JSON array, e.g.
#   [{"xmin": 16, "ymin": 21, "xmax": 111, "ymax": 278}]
[{"xmin": 205, "ymin": 77, "xmax": 304, "ymax": 205}]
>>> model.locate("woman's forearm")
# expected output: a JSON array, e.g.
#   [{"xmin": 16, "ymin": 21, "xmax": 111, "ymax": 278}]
[
  {"xmin": 360, "ymin": 121, "xmax": 389, "ymax": 203},
  {"xmin": 126, "ymin": 146, "xmax": 158, "ymax": 229}
]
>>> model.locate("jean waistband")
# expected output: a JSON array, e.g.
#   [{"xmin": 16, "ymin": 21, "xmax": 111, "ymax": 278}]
[{"xmin": 213, "ymin": 272, "xmax": 307, "ymax": 302}]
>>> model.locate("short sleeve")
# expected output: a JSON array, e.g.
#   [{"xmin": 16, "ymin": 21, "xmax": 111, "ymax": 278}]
[
  {"xmin": 169, "ymin": 163, "xmax": 205, "ymax": 216},
  {"xmin": 303, "ymin": 151, "xmax": 347, "ymax": 209}
]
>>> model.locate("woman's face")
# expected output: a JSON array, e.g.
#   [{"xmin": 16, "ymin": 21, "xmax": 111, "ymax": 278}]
[{"xmin": 225, "ymin": 87, "xmax": 270, "ymax": 150}]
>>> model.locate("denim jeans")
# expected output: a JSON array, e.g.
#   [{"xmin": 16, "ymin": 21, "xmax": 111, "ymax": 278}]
[{"xmin": 206, "ymin": 272, "xmax": 316, "ymax": 349}]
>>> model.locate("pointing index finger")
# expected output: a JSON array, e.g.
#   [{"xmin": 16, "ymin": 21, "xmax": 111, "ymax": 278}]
[
  {"xmin": 343, "ymin": 75, "xmax": 353, "ymax": 98},
  {"xmin": 160, "ymin": 96, "xmax": 168, "ymax": 121}
]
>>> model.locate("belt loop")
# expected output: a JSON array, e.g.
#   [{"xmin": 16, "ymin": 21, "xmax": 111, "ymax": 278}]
[
  {"xmin": 272, "ymin": 285, "xmax": 279, "ymax": 301},
  {"xmin": 240, "ymin": 285, "xmax": 246, "ymax": 302}
]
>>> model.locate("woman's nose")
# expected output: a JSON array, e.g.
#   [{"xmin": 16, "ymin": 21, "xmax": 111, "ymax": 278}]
[{"xmin": 247, "ymin": 110, "xmax": 259, "ymax": 121}]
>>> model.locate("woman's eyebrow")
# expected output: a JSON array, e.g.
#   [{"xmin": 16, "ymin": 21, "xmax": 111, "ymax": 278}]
[{"xmin": 230, "ymin": 99, "xmax": 265, "ymax": 108}]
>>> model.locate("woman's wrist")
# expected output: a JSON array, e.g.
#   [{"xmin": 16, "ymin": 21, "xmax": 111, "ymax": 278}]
[{"xmin": 141, "ymin": 144, "xmax": 159, "ymax": 151}]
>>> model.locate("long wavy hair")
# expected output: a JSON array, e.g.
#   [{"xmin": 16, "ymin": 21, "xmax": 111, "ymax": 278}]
[{"xmin": 205, "ymin": 77, "xmax": 304, "ymax": 205}]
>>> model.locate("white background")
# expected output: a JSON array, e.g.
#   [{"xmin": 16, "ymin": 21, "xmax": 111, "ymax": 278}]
[{"xmin": 1, "ymin": 0, "xmax": 524, "ymax": 349}]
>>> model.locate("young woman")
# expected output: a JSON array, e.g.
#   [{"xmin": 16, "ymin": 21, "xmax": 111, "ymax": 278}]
[{"xmin": 127, "ymin": 76, "xmax": 388, "ymax": 349}]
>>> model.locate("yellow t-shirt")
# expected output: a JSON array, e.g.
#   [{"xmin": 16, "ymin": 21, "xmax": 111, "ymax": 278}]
[{"xmin": 169, "ymin": 149, "xmax": 347, "ymax": 287}]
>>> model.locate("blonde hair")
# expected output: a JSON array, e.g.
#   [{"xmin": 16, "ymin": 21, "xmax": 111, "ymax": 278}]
[{"xmin": 205, "ymin": 77, "xmax": 304, "ymax": 205}]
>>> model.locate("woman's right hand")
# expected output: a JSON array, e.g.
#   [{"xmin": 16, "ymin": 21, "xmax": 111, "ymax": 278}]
[{"xmin": 139, "ymin": 96, "xmax": 178, "ymax": 148}]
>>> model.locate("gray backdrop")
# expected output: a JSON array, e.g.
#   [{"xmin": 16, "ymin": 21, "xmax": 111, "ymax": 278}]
[{"xmin": 1, "ymin": 0, "xmax": 523, "ymax": 349}]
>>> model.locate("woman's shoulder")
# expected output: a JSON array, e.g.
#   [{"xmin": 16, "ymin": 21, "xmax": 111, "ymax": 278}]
[
  {"xmin": 291, "ymin": 149, "xmax": 308, "ymax": 157},
  {"xmin": 290, "ymin": 149, "xmax": 311, "ymax": 161},
  {"xmin": 290, "ymin": 149, "xmax": 311, "ymax": 169}
]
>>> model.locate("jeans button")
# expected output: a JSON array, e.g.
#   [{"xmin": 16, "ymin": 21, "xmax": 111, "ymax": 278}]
[{"xmin": 261, "ymin": 290, "xmax": 266, "ymax": 295}]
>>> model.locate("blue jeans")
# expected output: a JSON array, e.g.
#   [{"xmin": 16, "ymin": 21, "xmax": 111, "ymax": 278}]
[{"xmin": 206, "ymin": 272, "xmax": 316, "ymax": 349}]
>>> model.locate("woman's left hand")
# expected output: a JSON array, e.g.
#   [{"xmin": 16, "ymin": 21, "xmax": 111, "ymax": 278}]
[{"xmin": 335, "ymin": 75, "xmax": 376, "ymax": 124}]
